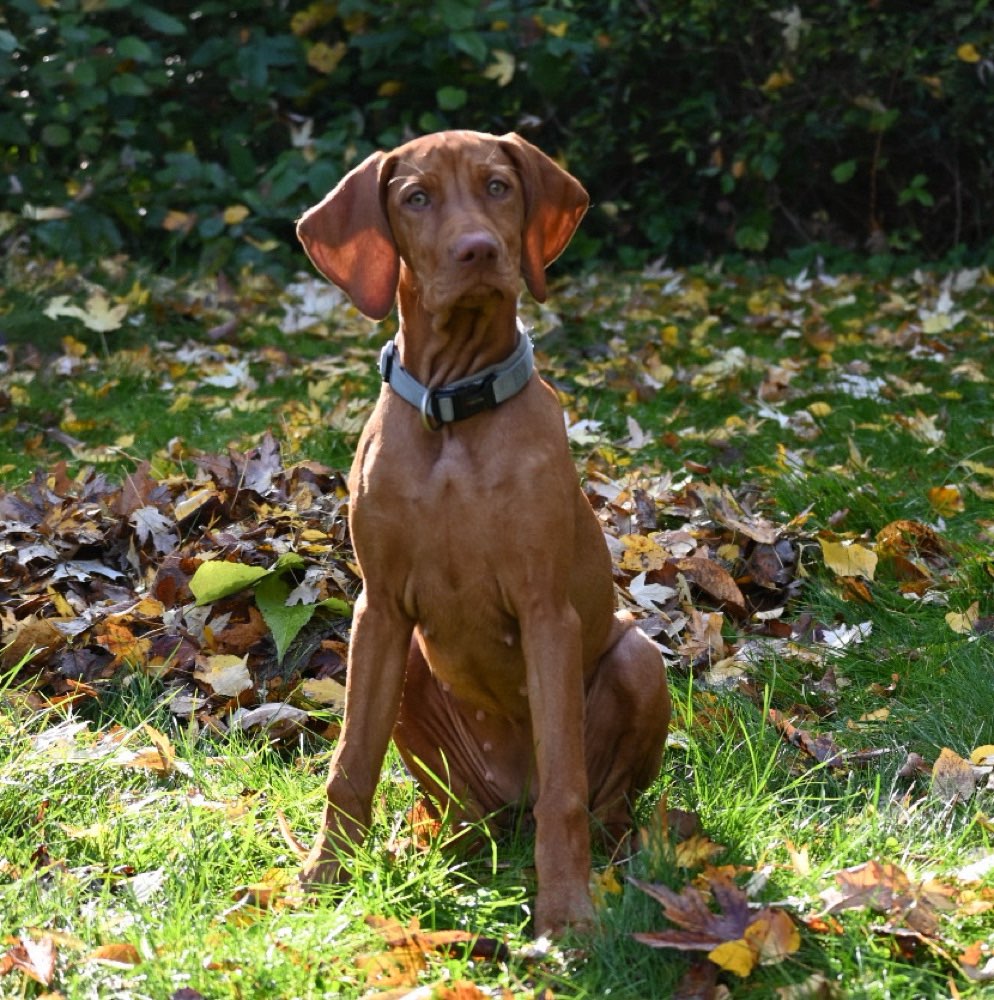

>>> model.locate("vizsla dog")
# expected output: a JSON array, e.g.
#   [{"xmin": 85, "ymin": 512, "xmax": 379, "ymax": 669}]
[{"xmin": 296, "ymin": 130, "xmax": 670, "ymax": 935}]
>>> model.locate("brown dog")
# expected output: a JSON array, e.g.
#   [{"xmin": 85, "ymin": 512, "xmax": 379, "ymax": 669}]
[{"xmin": 297, "ymin": 130, "xmax": 670, "ymax": 935}]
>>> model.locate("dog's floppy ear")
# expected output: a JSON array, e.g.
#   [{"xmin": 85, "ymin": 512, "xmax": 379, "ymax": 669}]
[
  {"xmin": 296, "ymin": 151, "xmax": 399, "ymax": 320},
  {"xmin": 498, "ymin": 133, "xmax": 588, "ymax": 303}
]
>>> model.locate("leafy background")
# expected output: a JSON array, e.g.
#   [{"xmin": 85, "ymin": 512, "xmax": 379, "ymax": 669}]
[{"xmin": 3, "ymin": 0, "xmax": 994, "ymax": 273}]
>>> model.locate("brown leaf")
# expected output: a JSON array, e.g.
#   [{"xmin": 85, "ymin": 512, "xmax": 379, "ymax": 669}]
[
  {"xmin": 688, "ymin": 482, "xmax": 780, "ymax": 544},
  {"xmin": 672, "ymin": 960, "xmax": 724, "ymax": 1000},
  {"xmin": 931, "ymin": 747, "xmax": 977, "ymax": 803},
  {"xmin": 825, "ymin": 860, "xmax": 911, "ymax": 915},
  {"xmin": 673, "ymin": 557, "xmax": 746, "ymax": 617},
  {"xmin": 630, "ymin": 874, "xmax": 753, "ymax": 951},
  {"xmin": 745, "ymin": 909, "xmax": 801, "ymax": 965},
  {"xmin": 897, "ymin": 751, "xmax": 932, "ymax": 779},
  {"xmin": 84, "ymin": 942, "xmax": 142, "ymax": 966},
  {"xmin": 961, "ymin": 942, "xmax": 994, "ymax": 982},
  {"xmin": 123, "ymin": 724, "xmax": 175, "ymax": 775},
  {"xmin": 679, "ymin": 610, "xmax": 727, "ymax": 666},
  {"xmin": 768, "ymin": 709, "xmax": 846, "ymax": 768},
  {"xmin": 875, "ymin": 519, "xmax": 946, "ymax": 561}
]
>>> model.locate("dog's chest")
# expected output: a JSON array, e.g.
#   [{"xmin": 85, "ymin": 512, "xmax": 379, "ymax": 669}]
[{"xmin": 354, "ymin": 427, "xmax": 527, "ymax": 627}]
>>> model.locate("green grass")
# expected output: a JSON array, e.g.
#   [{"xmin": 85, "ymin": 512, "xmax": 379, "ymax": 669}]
[{"xmin": 2, "ymin": 254, "xmax": 994, "ymax": 997}]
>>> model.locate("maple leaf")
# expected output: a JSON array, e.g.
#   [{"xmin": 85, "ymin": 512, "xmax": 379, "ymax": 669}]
[
  {"xmin": 44, "ymin": 290, "xmax": 128, "ymax": 332},
  {"xmin": 821, "ymin": 859, "xmax": 956, "ymax": 938},
  {"xmin": 631, "ymin": 874, "xmax": 799, "ymax": 977},
  {"xmin": 130, "ymin": 505, "xmax": 178, "ymax": 554}
]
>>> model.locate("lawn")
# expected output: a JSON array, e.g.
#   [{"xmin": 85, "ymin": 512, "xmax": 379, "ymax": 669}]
[{"xmin": 1, "ymin": 250, "xmax": 993, "ymax": 998}]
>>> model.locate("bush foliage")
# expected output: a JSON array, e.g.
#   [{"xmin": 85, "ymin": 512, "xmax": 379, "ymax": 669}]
[{"xmin": 2, "ymin": 0, "xmax": 994, "ymax": 273}]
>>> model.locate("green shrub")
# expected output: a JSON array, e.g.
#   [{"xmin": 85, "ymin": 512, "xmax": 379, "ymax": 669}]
[{"xmin": 2, "ymin": 0, "xmax": 993, "ymax": 273}]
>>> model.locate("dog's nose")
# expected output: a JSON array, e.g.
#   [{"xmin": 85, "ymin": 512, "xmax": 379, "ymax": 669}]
[{"xmin": 452, "ymin": 232, "xmax": 499, "ymax": 264}]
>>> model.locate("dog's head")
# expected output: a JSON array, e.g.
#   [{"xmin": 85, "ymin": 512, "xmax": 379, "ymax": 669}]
[{"xmin": 297, "ymin": 130, "xmax": 588, "ymax": 320}]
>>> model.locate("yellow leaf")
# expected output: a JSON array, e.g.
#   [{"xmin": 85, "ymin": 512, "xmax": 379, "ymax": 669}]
[
  {"xmin": 960, "ymin": 459, "xmax": 994, "ymax": 478},
  {"xmin": 970, "ymin": 744, "xmax": 994, "ymax": 765},
  {"xmin": 928, "ymin": 484, "xmax": 965, "ymax": 515},
  {"xmin": 808, "ymin": 401, "xmax": 832, "ymax": 418},
  {"xmin": 44, "ymin": 291, "xmax": 128, "ymax": 333},
  {"xmin": 785, "ymin": 841, "xmax": 810, "ymax": 877},
  {"xmin": 946, "ymin": 602, "xmax": 980, "ymax": 635},
  {"xmin": 745, "ymin": 910, "xmax": 801, "ymax": 965},
  {"xmin": 307, "ymin": 40, "xmax": 347, "ymax": 74},
  {"xmin": 957, "ymin": 42, "xmax": 982, "ymax": 63},
  {"xmin": 482, "ymin": 49, "xmax": 515, "ymax": 87},
  {"xmin": 619, "ymin": 534, "xmax": 667, "ymax": 572},
  {"xmin": 818, "ymin": 538, "xmax": 878, "ymax": 580},
  {"xmin": 546, "ymin": 20, "xmax": 568, "ymax": 37},
  {"xmin": 223, "ymin": 204, "xmax": 250, "ymax": 225},
  {"xmin": 300, "ymin": 677, "xmax": 347, "ymax": 710},
  {"xmin": 761, "ymin": 68, "xmax": 794, "ymax": 93},
  {"xmin": 858, "ymin": 707, "xmax": 890, "ymax": 723},
  {"xmin": 377, "ymin": 79, "xmax": 404, "ymax": 97},
  {"xmin": 590, "ymin": 866, "xmax": 623, "ymax": 908},
  {"xmin": 708, "ymin": 937, "xmax": 757, "ymax": 977}
]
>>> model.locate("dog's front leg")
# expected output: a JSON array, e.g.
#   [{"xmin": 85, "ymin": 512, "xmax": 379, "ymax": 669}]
[
  {"xmin": 301, "ymin": 591, "xmax": 413, "ymax": 887},
  {"xmin": 522, "ymin": 601, "xmax": 595, "ymax": 935}
]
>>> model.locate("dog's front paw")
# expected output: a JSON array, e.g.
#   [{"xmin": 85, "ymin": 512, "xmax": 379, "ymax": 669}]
[
  {"xmin": 299, "ymin": 843, "xmax": 348, "ymax": 890},
  {"xmin": 534, "ymin": 889, "xmax": 596, "ymax": 938}
]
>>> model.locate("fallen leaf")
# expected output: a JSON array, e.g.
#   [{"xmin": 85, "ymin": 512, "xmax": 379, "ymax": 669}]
[
  {"xmin": 961, "ymin": 944, "xmax": 994, "ymax": 982},
  {"xmin": 946, "ymin": 602, "xmax": 980, "ymax": 635},
  {"xmin": 1, "ymin": 933, "xmax": 56, "ymax": 985},
  {"xmin": 818, "ymin": 537, "xmax": 878, "ymax": 580},
  {"xmin": 123, "ymin": 724, "xmax": 176, "ymax": 775},
  {"xmin": 931, "ymin": 747, "xmax": 976, "ymax": 803},
  {"xmin": 708, "ymin": 936, "xmax": 757, "ymax": 977},
  {"xmin": 745, "ymin": 908, "xmax": 801, "ymax": 965},
  {"xmin": 84, "ymin": 942, "xmax": 142, "ymax": 966},
  {"xmin": 674, "ymin": 557, "xmax": 747, "ymax": 616},
  {"xmin": 189, "ymin": 559, "xmax": 270, "ymax": 605},
  {"xmin": 628, "ymin": 572, "xmax": 677, "ymax": 611},
  {"xmin": 769, "ymin": 709, "xmax": 846, "ymax": 768},
  {"xmin": 591, "ymin": 866, "xmax": 624, "ymax": 908},
  {"xmin": 632, "ymin": 873, "xmax": 798, "ymax": 978},
  {"xmin": 821, "ymin": 859, "xmax": 954, "ymax": 938},
  {"xmin": 300, "ymin": 677, "xmax": 347, "ymax": 709},
  {"xmin": 193, "ymin": 654, "xmax": 254, "ymax": 698},
  {"xmin": 927, "ymin": 484, "xmax": 964, "ymax": 516},
  {"xmin": 619, "ymin": 533, "xmax": 668, "ymax": 572},
  {"xmin": 228, "ymin": 703, "xmax": 310, "ymax": 740}
]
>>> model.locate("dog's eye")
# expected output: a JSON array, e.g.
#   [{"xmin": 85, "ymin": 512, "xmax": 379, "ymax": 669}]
[
  {"xmin": 406, "ymin": 189, "xmax": 430, "ymax": 208},
  {"xmin": 486, "ymin": 178, "xmax": 509, "ymax": 197}
]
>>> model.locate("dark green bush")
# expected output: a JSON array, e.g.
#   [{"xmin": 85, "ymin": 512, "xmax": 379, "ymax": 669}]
[{"xmin": 2, "ymin": 0, "xmax": 993, "ymax": 274}]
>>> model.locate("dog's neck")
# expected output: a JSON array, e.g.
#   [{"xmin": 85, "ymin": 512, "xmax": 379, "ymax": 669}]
[{"xmin": 395, "ymin": 278, "xmax": 520, "ymax": 388}]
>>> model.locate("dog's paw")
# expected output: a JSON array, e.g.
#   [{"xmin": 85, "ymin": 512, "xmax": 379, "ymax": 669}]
[
  {"xmin": 534, "ymin": 890, "xmax": 596, "ymax": 938},
  {"xmin": 298, "ymin": 845, "xmax": 348, "ymax": 890}
]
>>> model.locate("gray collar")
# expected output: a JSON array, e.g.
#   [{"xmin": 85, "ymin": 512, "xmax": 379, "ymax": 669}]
[{"xmin": 378, "ymin": 332, "xmax": 534, "ymax": 431}]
